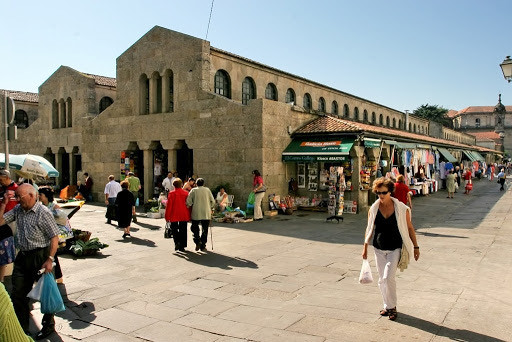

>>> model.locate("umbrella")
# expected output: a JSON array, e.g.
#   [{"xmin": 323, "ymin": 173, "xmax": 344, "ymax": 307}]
[{"xmin": 0, "ymin": 153, "xmax": 59, "ymax": 179}]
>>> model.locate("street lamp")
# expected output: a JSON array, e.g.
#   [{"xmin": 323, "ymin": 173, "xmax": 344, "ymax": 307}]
[{"xmin": 500, "ymin": 56, "xmax": 512, "ymax": 82}]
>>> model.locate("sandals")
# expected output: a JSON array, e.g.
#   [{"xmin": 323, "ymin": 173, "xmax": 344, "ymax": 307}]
[
  {"xmin": 379, "ymin": 309, "xmax": 389, "ymax": 316},
  {"xmin": 387, "ymin": 308, "xmax": 398, "ymax": 321}
]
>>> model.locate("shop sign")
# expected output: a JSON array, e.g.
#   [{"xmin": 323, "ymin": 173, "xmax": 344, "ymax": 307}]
[{"xmin": 282, "ymin": 155, "xmax": 346, "ymax": 162}]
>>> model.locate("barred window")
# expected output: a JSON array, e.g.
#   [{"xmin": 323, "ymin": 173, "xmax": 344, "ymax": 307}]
[
  {"xmin": 214, "ymin": 70, "xmax": 231, "ymax": 98},
  {"xmin": 242, "ymin": 77, "xmax": 256, "ymax": 105},
  {"xmin": 265, "ymin": 83, "xmax": 277, "ymax": 101}
]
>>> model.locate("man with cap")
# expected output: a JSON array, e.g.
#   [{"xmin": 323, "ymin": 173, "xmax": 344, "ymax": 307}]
[{"xmin": 0, "ymin": 183, "xmax": 60, "ymax": 339}]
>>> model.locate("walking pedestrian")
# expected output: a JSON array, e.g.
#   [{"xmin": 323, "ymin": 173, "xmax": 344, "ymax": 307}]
[
  {"xmin": 104, "ymin": 175, "xmax": 122, "ymax": 224},
  {"xmin": 446, "ymin": 170, "xmax": 456, "ymax": 199},
  {"xmin": 83, "ymin": 172, "xmax": 93, "ymax": 201},
  {"xmin": 497, "ymin": 168, "xmax": 506, "ymax": 191},
  {"xmin": 186, "ymin": 178, "xmax": 215, "ymax": 252},
  {"xmin": 125, "ymin": 172, "xmax": 141, "ymax": 223},
  {"xmin": 164, "ymin": 178, "xmax": 190, "ymax": 252},
  {"xmin": 463, "ymin": 168, "xmax": 472, "ymax": 195},
  {"xmin": 393, "ymin": 175, "xmax": 412, "ymax": 208},
  {"xmin": 362, "ymin": 177, "xmax": 420, "ymax": 321},
  {"xmin": 115, "ymin": 181, "xmax": 136, "ymax": 238},
  {"xmin": 0, "ymin": 184, "xmax": 60, "ymax": 339}
]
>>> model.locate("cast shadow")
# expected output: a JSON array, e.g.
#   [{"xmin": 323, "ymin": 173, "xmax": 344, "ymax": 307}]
[
  {"xmin": 397, "ymin": 313, "xmax": 506, "ymax": 342},
  {"xmin": 174, "ymin": 250, "xmax": 258, "ymax": 270},
  {"xmin": 118, "ymin": 236, "xmax": 157, "ymax": 247},
  {"xmin": 133, "ymin": 221, "xmax": 162, "ymax": 230},
  {"xmin": 416, "ymin": 232, "xmax": 468, "ymax": 239}
]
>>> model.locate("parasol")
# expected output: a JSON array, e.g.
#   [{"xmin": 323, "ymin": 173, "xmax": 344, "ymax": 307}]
[{"xmin": 0, "ymin": 153, "xmax": 59, "ymax": 179}]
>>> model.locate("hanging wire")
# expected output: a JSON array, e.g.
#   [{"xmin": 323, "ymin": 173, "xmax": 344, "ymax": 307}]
[{"xmin": 205, "ymin": 0, "xmax": 215, "ymax": 40}]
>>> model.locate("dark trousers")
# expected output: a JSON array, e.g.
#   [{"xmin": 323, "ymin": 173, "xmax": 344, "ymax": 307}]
[
  {"xmin": 191, "ymin": 220, "xmax": 209, "ymax": 247},
  {"xmin": 499, "ymin": 178, "xmax": 506, "ymax": 190},
  {"xmin": 171, "ymin": 221, "xmax": 188, "ymax": 249},
  {"xmin": 12, "ymin": 247, "xmax": 55, "ymax": 332}
]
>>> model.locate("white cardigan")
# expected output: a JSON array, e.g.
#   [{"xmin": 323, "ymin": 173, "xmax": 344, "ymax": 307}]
[{"xmin": 364, "ymin": 197, "xmax": 414, "ymax": 263}]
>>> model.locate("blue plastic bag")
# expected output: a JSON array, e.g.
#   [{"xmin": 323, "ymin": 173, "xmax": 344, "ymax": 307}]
[{"xmin": 40, "ymin": 273, "xmax": 66, "ymax": 314}]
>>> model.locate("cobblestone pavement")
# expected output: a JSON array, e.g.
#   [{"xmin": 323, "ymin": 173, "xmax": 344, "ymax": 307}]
[{"xmin": 5, "ymin": 177, "xmax": 512, "ymax": 341}]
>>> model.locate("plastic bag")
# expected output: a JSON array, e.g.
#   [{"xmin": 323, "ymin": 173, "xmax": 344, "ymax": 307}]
[
  {"xmin": 40, "ymin": 273, "xmax": 66, "ymax": 314},
  {"xmin": 247, "ymin": 192, "xmax": 255, "ymax": 205},
  {"xmin": 358, "ymin": 259, "xmax": 373, "ymax": 284},
  {"xmin": 27, "ymin": 275, "xmax": 45, "ymax": 301}
]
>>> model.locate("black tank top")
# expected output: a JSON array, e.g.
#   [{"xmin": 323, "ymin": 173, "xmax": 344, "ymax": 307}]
[{"xmin": 372, "ymin": 210, "xmax": 403, "ymax": 250}]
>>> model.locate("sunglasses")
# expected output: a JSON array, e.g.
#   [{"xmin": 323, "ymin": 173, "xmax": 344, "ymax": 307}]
[{"xmin": 375, "ymin": 191, "xmax": 389, "ymax": 195}]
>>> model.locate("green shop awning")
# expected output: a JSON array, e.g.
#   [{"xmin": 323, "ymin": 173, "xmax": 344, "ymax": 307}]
[
  {"xmin": 462, "ymin": 150, "xmax": 477, "ymax": 162},
  {"xmin": 394, "ymin": 142, "xmax": 417, "ymax": 149},
  {"xmin": 282, "ymin": 138, "xmax": 355, "ymax": 162},
  {"xmin": 364, "ymin": 138, "xmax": 381, "ymax": 148},
  {"xmin": 472, "ymin": 151, "xmax": 485, "ymax": 161},
  {"xmin": 437, "ymin": 147, "xmax": 457, "ymax": 163}
]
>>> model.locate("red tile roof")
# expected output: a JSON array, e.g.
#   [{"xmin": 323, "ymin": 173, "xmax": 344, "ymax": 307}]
[
  {"xmin": 0, "ymin": 89, "xmax": 38, "ymax": 103},
  {"xmin": 293, "ymin": 115, "xmax": 498, "ymax": 152},
  {"xmin": 455, "ymin": 106, "xmax": 512, "ymax": 116},
  {"xmin": 82, "ymin": 73, "xmax": 117, "ymax": 88},
  {"xmin": 467, "ymin": 131, "xmax": 501, "ymax": 141}
]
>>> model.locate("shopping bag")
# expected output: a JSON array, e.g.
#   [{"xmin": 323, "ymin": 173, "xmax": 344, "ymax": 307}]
[
  {"xmin": 358, "ymin": 259, "xmax": 373, "ymax": 284},
  {"xmin": 27, "ymin": 275, "xmax": 45, "ymax": 301},
  {"xmin": 40, "ymin": 273, "xmax": 66, "ymax": 314},
  {"xmin": 164, "ymin": 221, "xmax": 173, "ymax": 239},
  {"xmin": 247, "ymin": 192, "xmax": 255, "ymax": 205},
  {"xmin": 465, "ymin": 183, "xmax": 473, "ymax": 191}
]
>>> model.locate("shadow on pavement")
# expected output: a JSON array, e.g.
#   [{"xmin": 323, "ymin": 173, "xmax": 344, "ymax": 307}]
[
  {"xmin": 118, "ymin": 236, "xmax": 157, "ymax": 247},
  {"xmin": 416, "ymin": 231, "xmax": 468, "ymax": 239},
  {"xmin": 133, "ymin": 221, "xmax": 162, "ymax": 230},
  {"xmin": 174, "ymin": 250, "xmax": 258, "ymax": 270},
  {"xmin": 397, "ymin": 313, "xmax": 506, "ymax": 342}
]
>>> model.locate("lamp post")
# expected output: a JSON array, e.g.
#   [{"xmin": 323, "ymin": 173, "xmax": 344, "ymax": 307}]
[{"xmin": 500, "ymin": 56, "xmax": 512, "ymax": 82}]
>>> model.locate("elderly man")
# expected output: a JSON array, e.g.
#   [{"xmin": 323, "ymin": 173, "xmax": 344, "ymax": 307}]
[
  {"xmin": 186, "ymin": 178, "xmax": 215, "ymax": 252},
  {"xmin": 161, "ymin": 171, "xmax": 176, "ymax": 193},
  {"xmin": 0, "ymin": 184, "xmax": 60, "ymax": 340},
  {"xmin": 104, "ymin": 175, "xmax": 122, "ymax": 224}
]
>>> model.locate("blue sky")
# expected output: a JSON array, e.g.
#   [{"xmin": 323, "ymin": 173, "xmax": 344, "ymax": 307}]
[{"xmin": 2, "ymin": 0, "xmax": 511, "ymax": 112}]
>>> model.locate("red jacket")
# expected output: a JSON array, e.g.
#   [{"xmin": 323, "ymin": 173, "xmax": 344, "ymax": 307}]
[{"xmin": 165, "ymin": 188, "xmax": 191, "ymax": 222}]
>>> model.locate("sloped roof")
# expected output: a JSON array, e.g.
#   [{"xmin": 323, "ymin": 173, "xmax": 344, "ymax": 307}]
[
  {"xmin": 467, "ymin": 131, "xmax": 501, "ymax": 142},
  {"xmin": 293, "ymin": 115, "xmax": 480, "ymax": 150},
  {"xmin": 455, "ymin": 106, "xmax": 512, "ymax": 116},
  {"xmin": 0, "ymin": 89, "xmax": 38, "ymax": 103},
  {"xmin": 447, "ymin": 109, "xmax": 459, "ymax": 118},
  {"xmin": 81, "ymin": 72, "xmax": 117, "ymax": 88}
]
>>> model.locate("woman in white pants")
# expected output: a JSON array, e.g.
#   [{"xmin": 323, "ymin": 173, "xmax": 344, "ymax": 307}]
[
  {"xmin": 362, "ymin": 177, "xmax": 420, "ymax": 321},
  {"xmin": 252, "ymin": 170, "xmax": 265, "ymax": 220}
]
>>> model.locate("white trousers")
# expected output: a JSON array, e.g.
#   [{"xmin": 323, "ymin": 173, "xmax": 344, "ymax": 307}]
[
  {"xmin": 254, "ymin": 191, "xmax": 265, "ymax": 219},
  {"xmin": 374, "ymin": 247, "xmax": 401, "ymax": 310}
]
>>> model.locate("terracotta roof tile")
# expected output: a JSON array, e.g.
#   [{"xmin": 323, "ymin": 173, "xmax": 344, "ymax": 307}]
[
  {"xmin": 293, "ymin": 115, "xmax": 484, "ymax": 150},
  {"xmin": 467, "ymin": 131, "xmax": 501, "ymax": 141},
  {"xmin": 455, "ymin": 106, "xmax": 512, "ymax": 115},
  {"xmin": 0, "ymin": 89, "xmax": 38, "ymax": 103},
  {"xmin": 82, "ymin": 73, "xmax": 117, "ymax": 88}
]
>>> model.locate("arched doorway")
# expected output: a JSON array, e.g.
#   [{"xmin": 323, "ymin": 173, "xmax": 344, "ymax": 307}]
[{"xmin": 176, "ymin": 141, "xmax": 193, "ymax": 180}]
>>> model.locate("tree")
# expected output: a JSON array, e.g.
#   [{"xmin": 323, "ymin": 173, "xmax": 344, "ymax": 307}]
[{"xmin": 412, "ymin": 104, "xmax": 452, "ymax": 128}]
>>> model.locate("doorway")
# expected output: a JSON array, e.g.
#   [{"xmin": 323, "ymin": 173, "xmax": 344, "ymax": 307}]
[{"xmin": 176, "ymin": 142, "xmax": 193, "ymax": 180}]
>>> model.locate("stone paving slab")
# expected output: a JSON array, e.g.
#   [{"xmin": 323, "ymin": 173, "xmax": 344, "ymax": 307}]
[{"xmin": 4, "ymin": 177, "xmax": 511, "ymax": 341}]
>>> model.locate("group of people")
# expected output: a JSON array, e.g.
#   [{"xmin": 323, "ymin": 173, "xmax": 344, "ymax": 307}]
[{"xmin": 0, "ymin": 169, "xmax": 64, "ymax": 340}]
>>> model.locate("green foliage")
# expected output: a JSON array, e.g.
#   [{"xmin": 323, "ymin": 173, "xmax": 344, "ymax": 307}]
[
  {"xmin": 211, "ymin": 183, "xmax": 231, "ymax": 196},
  {"xmin": 413, "ymin": 104, "xmax": 452, "ymax": 128}
]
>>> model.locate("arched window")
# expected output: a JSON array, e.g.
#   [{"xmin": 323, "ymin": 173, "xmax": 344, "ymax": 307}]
[
  {"xmin": 413, "ymin": 124, "xmax": 417, "ymax": 133},
  {"xmin": 303, "ymin": 93, "xmax": 312, "ymax": 111},
  {"xmin": 398, "ymin": 119, "xmax": 402, "ymax": 129},
  {"xmin": 354, "ymin": 107, "xmax": 359, "ymax": 121},
  {"xmin": 99, "ymin": 97, "xmax": 114, "ymax": 113},
  {"xmin": 14, "ymin": 110, "xmax": 28, "ymax": 128},
  {"xmin": 59, "ymin": 99, "xmax": 66, "ymax": 128},
  {"xmin": 285, "ymin": 88, "xmax": 295, "ymax": 105},
  {"xmin": 265, "ymin": 83, "xmax": 278, "ymax": 101},
  {"xmin": 52, "ymin": 99, "xmax": 58, "ymax": 128},
  {"xmin": 343, "ymin": 104, "xmax": 349, "ymax": 118},
  {"xmin": 66, "ymin": 97, "xmax": 72, "ymax": 127},
  {"xmin": 331, "ymin": 101, "xmax": 338, "ymax": 115},
  {"xmin": 386, "ymin": 116, "xmax": 390, "ymax": 127},
  {"xmin": 392, "ymin": 118, "xmax": 396, "ymax": 128},
  {"xmin": 164, "ymin": 69, "xmax": 174, "ymax": 112},
  {"xmin": 155, "ymin": 72, "xmax": 162, "ymax": 113},
  {"xmin": 242, "ymin": 77, "xmax": 256, "ymax": 105},
  {"xmin": 379, "ymin": 114, "xmax": 384, "ymax": 125},
  {"xmin": 214, "ymin": 70, "xmax": 231, "ymax": 98},
  {"xmin": 363, "ymin": 110, "xmax": 368, "ymax": 122},
  {"xmin": 318, "ymin": 97, "xmax": 326, "ymax": 112},
  {"xmin": 139, "ymin": 74, "xmax": 149, "ymax": 114},
  {"xmin": 371, "ymin": 112, "xmax": 376, "ymax": 124}
]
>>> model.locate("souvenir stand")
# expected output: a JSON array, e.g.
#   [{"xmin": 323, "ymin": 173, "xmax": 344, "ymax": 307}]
[{"xmin": 326, "ymin": 166, "xmax": 346, "ymax": 222}]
